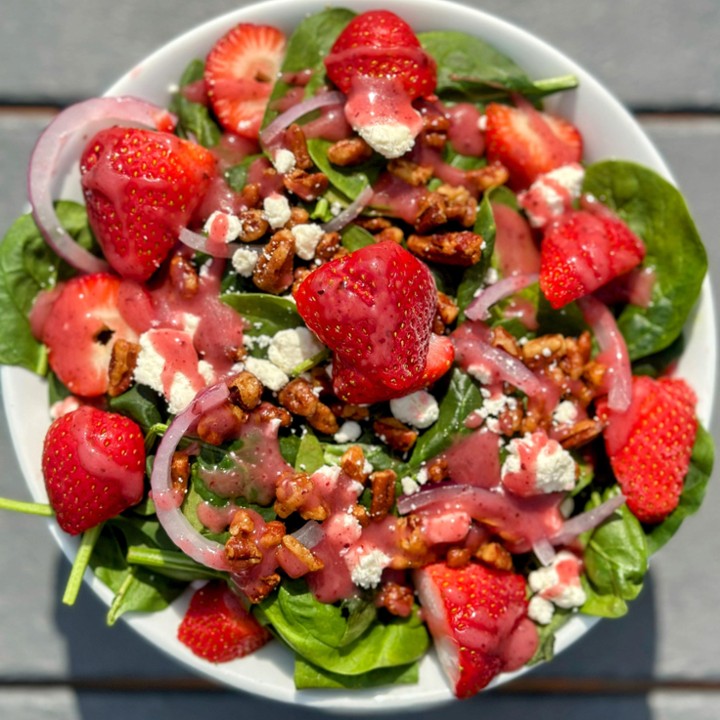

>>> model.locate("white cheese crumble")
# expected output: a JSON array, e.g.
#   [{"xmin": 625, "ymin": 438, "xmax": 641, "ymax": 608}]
[
  {"xmin": 399, "ymin": 466, "xmax": 429, "ymax": 496},
  {"xmin": 502, "ymin": 432, "xmax": 576, "ymax": 494},
  {"xmin": 552, "ymin": 400, "xmax": 579, "ymax": 427},
  {"xmin": 291, "ymin": 223, "xmax": 325, "ymax": 261},
  {"xmin": 263, "ymin": 193, "xmax": 292, "ymax": 229},
  {"xmin": 243, "ymin": 356, "xmax": 289, "ymax": 392},
  {"xmin": 181, "ymin": 313, "xmax": 201, "ymax": 339},
  {"xmin": 389, "ymin": 390, "xmax": 440, "ymax": 429},
  {"xmin": 231, "ymin": 247, "xmax": 259, "ymax": 277},
  {"xmin": 272, "ymin": 148, "xmax": 296, "ymax": 174},
  {"xmin": 267, "ymin": 327, "xmax": 325, "ymax": 374},
  {"xmin": 350, "ymin": 548, "xmax": 391, "ymax": 589},
  {"xmin": 357, "ymin": 121, "xmax": 415, "ymax": 159},
  {"xmin": 528, "ymin": 551, "xmax": 587, "ymax": 609},
  {"xmin": 528, "ymin": 595, "xmax": 555, "ymax": 625},
  {"xmin": 334, "ymin": 420, "xmax": 362, "ymax": 444},
  {"xmin": 519, "ymin": 163, "xmax": 585, "ymax": 228},
  {"xmin": 203, "ymin": 210, "xmax": 242, "ymax": 242}
]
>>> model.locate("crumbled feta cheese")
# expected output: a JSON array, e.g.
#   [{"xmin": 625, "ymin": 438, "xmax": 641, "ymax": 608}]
[
  {"xmin": 467, "ymin": 362, "xmax": 495, "ymax": 385},
  {"xmin": 357, "ymin": 122, "xmax": 415, "ymax": 159},
  {"xmin": 203, "ymin": 210, "xmax": 242, "ymax": 242},
  {"xmin": 552, "ymin": 400, "xmax": 579, "ymax": 427},
  {"xmin": 502, "ymin": 432, "xmax": 576, "ymax": 495},
  {"xmin": 167, "ymin": 372, "xmax": 199, "ymax": 415},
  {"xmin": 243, "ymin": 356, "xmax": 289, "ymax": 392},
  {"xmin": 231, "ymin": 247, "xmax": 259, "ymax": 277},
  {"xmin": 528, "ymin": 550, "xmax": 587, "ymax": 609},
  {"xmin": 476, "ymin": 390, "xmax": 517, "ymax": 431},
  {"xmin": 350, "ymin": 548, "xmax": 391, "ymax": 589},
  {"xmin": 198, "ymin": 360, "xmax": 216, "ymax": 385},
  {"xmin": 263, "ymin": 193, "xmax": 292, "ymax": 229},
  {"xmin": 535, "ymin": 440, "xmax": 577, "ymax": 493},
  {"xmin": 400, "ymin": 476, "xmax": 420, "ymax": 495},
  {"xmin": 528, "ymin": 595, "xmax": 555, "ymax": 625},
  {"xmin": 334, "ymin": 420, "xmax": 362, "ymax": 444},
  {"xmin": 518, "ymin": 163, "xmax": 585, "ymax": 228},
  {"xmin": 291, "ymin": 223, "xmax": 325, "ymax": 260},
  {"xmin": 243, "ymin": 333, "xmax": 273, "ymax": 351},
  {"xmin": 272, "ymin": 148, "xmax": 296, "ymax": 174},
  {"xmin": 267, "ymin": 327, "xmax": 325, "ymax": 374},
  {"xmin": 182, "ymin": 313, "xmax": 201, "ymax": 339},
  {"xmin": 389, "ymin": 390, "xmax": 440, "ymax": 429}
]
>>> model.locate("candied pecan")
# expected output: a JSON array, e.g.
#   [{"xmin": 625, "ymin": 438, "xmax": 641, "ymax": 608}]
[
  {"xmin": 275, "ymin": 470, "xmax": 328, "ymax": 521},
  {"xmin": 225, "ymin": 510, "xmax": 262, "ymax": 570},
  {"xmin": 355, "ymin": 217, "xmax": 393, "ymax": 232},
  {"xmin": 228, "ymin": 371, "xmax": 264, "ymax": 411},
  {"xmin": 236, "ymin": 209, "xmax": 269, "ymax": 242},
  {"xmin": 436, "ymin": 291, "xmax": 459, "ymax": 327},
  {"xmin": 292, "ymin": 266, "xmax": 312, "ymax": 294},
  {"xmin": 308, "ymin": 402, "xmax": 340, "ymax": 435},
  {"xmin": 373, "ymin": 418, "xmax": 418, "ymax": 453},
  {"xmin": 283, "ymin": 168, "xmax": 329, "ymax": 202},
  {"xmin": 583, "ymin": 361, "xmax": 607, "ymax": 391},
  {"xmin": 255, "ymin": 401, "xmax": 293, "ymax": 427},
  {"xmin": 375, "ymin": 581, "xmax": 414, "ymax": 617},
  {"xmin": 307, "ymin": 366, "xmax": 334, "ymax": 396},
  {"xmin": 557, "ymin": 417, "xmax": 605, "ymax": 450},
  {"xmin": 466, "ymin": 161, "xmax": 510, "ymax": 193},
  {"xmin": 393, "ymin": 515, "xmax": 434, "ymax": 568},
  {"xmin": 414, "ymin": 192, "xmax": 447, "ymax": 233},
  {"xmin": 475, "ymin": 541, "xmax": 514, "ymax": 571},
  {"xmin": 497, "ymin": 403, "xmax": 524, "ymax": 436},
  {"xmin": 107, "ymin": 339, "xmax": 140, "ymax": 397},
  {"xmin": 351, "ymin": 503, "xmax": 370, "ymax": 528},
  {"xmin": 284, "ymin": 123, "xmax": 313, "ymax": 170},
  {"xmin": 369, "ymin": 469, "xmax": 397, "ymax": 520},
  {"xmin": 330, "ymin": 402, "xmax": 371, "ymax": 422},
  {"xmin": 287, "ymin": 206, "xmax": 310, "ymax": 228},
  {"xmin": 407, "ymin": 230, "xmax": 484, "ymax": 267},
  {"xmin": 436, "ymin": 184, "xmax": 477, "ymax": 228},
  {"xmin": 446, "ymin": 547, "xmax": 472, "ymax": 568},
  {"xmin": 327, "ymin": 137, "xmax": 374, "ymax": 166},
  {"xmin": 388, "ymin": 158, "xmax": 434, "ymax": 187},
  {"xmin": 522, "ymin": 334, "xmax": 567, "ymax": 365},
  {"xmin": 420, "ymin": 104, "xmax": 450, "ymax": 150},
  {"xmin": 258, "ymin": 520, "xmax": 286, "ymax": 550},
  {"xmin": 491, "ymin": 326, "xmax": 522, "ymax": 358},
  {"xmin": 244, "ymin": 573, "xmax": 281, "ymax": 603},
  {"xmin": 169, "ymin": 254, "xmax": 199, "ymax": 298},
  {"xmin": 253, "ymin": 229, "xmax": 295, "ymax": 294},
  {"xmin": 340, "ymin": 445, "xmax": 370, "ymax": 484},
  {"xmin": 278, "ymin": 377, "xmax": 319, "ymax": 418},
  {"xmin": 171, "ymin": 452, "xmax": 190, "ymax": 495},
  {"xmin": 425, "ymin": 457, "xmax": 449, "ymax": 484},
  {"xmin": 196, "ymin": 402, "xmax": 248, "ymax": 445},
  {"xmin": 314, "ymin": 231, "xmax": 344, "ymax": 262},
  {"xmin": 241, "ymin": 182, "xmax": 261, "ymax": 208},
  {"xmin": 376, "ymin": 226, "xmax": 404, "ymax": 244},
  {"xmin": 280, "ymin": 534, "xmax": 324, "ymax": 573}
]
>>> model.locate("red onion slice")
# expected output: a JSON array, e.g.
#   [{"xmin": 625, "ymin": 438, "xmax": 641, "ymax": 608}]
[
  {"xmin": 179, "ymin": 227, "xmax": 239, "ymax": 259},
  {"xmin": 465, "ymin": 273, "xmax": 539, "ymax": 321},
  {"xmin": 578, "ymin": 295, "xmax": 632, "ymax": 412},
  {"xmin": 532, "ymin": 537, "xmax": 557, "ymax": 567},
  {"xmin": 28, "ymin": 96, "xmax": 175, "ymax": 274},
  {"xmin": 323, "ymin": 185, "xmax": 374, "ymax": 233},
  {"xmin": 260, "ymin": 91, "xmax": 345, "ymax": 148},
  {"xmin": 291, "ymin": 520, "xmax": 324, "ymax": 549},
  {"xmin": 551, "ymin": 492, "xmax": 626, "ymax": 547},
  {"xmin": 150, "ymin": 382, "xmax": 233, "ymax": 572}
]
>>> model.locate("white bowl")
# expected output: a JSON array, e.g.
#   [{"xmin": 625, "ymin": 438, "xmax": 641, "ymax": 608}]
[{"xmin": 2, "ymin": 0, "xmax": 716, "ymax": 712}]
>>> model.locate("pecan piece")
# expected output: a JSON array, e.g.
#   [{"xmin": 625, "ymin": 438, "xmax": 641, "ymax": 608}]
[
  {"xmin": 388, "ymin": 158, "xmax": 434, "ymax": 187},
  {"xmin": 369, "ymin": 469, "xmax": 397, "ymax": 520},
  {"xmin": 375, "ymin": 581, "xmax": 414, "ymax": 617},
  {"xmin": 253, "ymin": 229, "xmax": 295, "ymax": 295},
  {"xmin": 196, "ymin": 402, "xmax": 248, "ymax": 445},
  {"xmin": 280, "ymin": 534, "xmax": 324, "ymax": 573},
  {"xmin": 466, "ymin": 161, "xmax": 510, "ymax": 193},
  {"xmin": 475, "ymin": 541, "xmax": 514, "ymax": 571},
  {"xmin": 557, "ymin": 417, "xmax": 605, "ymax": 450},
  {"xmin": 407, "ymin": 230, "xmax": 484, "ymax": 266},
  {"xmin": 340, "ymin": 445, "xmax": 370, "ymax": 484},
  {"xmin": 284, "ymin": 123, "xmax": 312, "ymax": 170},
  {"xmin": 373, "ymin": 417, "xmax": 418, "ymax": 453},
  {"xmin": 228, "ymin": 371, "xmax": 264, "ymax": 411},
  {"xmin": 107, "ymin": 338, "xmax": 140, "ymax": 397},
  {"xmin": 414, "ymin": 192, "xmax": 448, "ymax": 234},
  {"xmin": 283, "ymin": 168, "xmax": 329, "ymax": 202},
  {"xmin": 236, "ymin": 209, "xmax": 269, "ymax": 242},
  {"xmin": 171, "ymin": 452, "xmax": 190, "ymax": 495},
  {"xmin": 169, "ymin": 254, "xmax": 199, "ymax": 298},
  {"xmin": 327, "ymin": 137, "xmax": 374, "ymax": 166},
  {"xmin": 275, "ymin": 471, "xmax": 329, "ymax": 521}
]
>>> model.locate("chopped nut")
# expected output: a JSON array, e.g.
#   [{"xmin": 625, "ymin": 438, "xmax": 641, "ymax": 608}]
[
  {"xmin": 196, "ymin": 402, "xmax": 247, "ymax": 445},
  {"xmin": 283, "ymin": 168, "xmax": 329, "ymax": 202},
  {"xmin": 375, "ymin": 581, "xmax": 414, "ymax": 617},
  {"xmin": 169, "ymin": 254, "xmax": 199, "ymax": 298},
  {"xmin": 287, "ymin": 206, "xmax": 310, "ymax": 228},
  {"xmin": 275, "ymin": 471, "xmax": 329, "ymax": 521},
  {"xmin": 243, "ymin": 573, "xmax": 281, "ymax": 603},
  {"xmin": 557, "ymin": 417, "xmax": 605, "ymax": 450},
  {"xmin": 351, "ymin": 503, "xmax": 370, "ymax": 528},
  {"xmin": 491, "ymin": 326, "xmax": 522, "ymax": 358},
  {"xmin": 258, "ymin": 520, "xmax": 286, "ymax": 550},
  {"xmin": 327, "ymin": 137, "xmax": 374, "ymax": 166},
  {"xmin": 107, "ymin": 339, "xmax": 140, "ymax": 397},
  {"xmin": 340, "ymin": 445, "xmax": 370, "ymax": 483},
  {"xmin": 388, "ymin": 158, "xmax": 434, "ymax": 187},
  {"xmin": 373, "ymin": 417, "xmax": 418, "ymax": 453},
  {"xmin": 255, "ymin": 402, "xmax": 293, "ymax": 427},
  {"xmin": 241, "ymin": 182, "xmax": 261, "ymax": 208},
  {"xmin": 376, "ymin": 226, "xmax": 404, "ymax": 244},
  {"xmin": 236, "ymin": 209, "xmax": 269, "ymax": 242},
  {"xmin": 446, "ymin": 547, "xmax": 472, "ymax": 568},
  {"xmin": 314, "ymin": 231, "xmax": 344, "ymax": 262},
  {"xmin": 280, "ymin": 534, "xmax": 324, "ymax": 573},
  {"xmin": 436, "ymin": 184, "xmax": 477, "ymax": 228},
  {"xmin": 436, "ymin": 291, "xmax": 460, "ymax": 327},
  {"xmin": 475, "ymin": 541, "xmax": 514, "ymax": 571},
  {"xmin": 369, "ymin": 469, "xmax": 397, "ymax": 520},
  {"xmin": 414, "ymin": 192, "xmax": 447, "ymax": 233},
  {"xmin": 393, "ymin": 515, "xmax": 435, "ymax": 568},
  {"xmin": 228, "ymin": 371, "xmax": 264, "ymax": 411},
  {"xmin": 330, "ymin": 402, "xmax": 371, "ymax": 422},
  {"xmin": 278, "ymin": 377, "xmax": 319, "ymax": 417},
  {"xmin": 308, "ymin": 402, "xmax": 340, "ymax": 435},
  {"xmin": 170, "ymin": 452, "xmax": 190, "ymax": 495},
  {"xmin": 284, "ymin": 123, "xmax": 312, "ymax": 170},
  {"xmin": 253, "ymin": 229, "xmax": 295, "ymax": 294},
  {"xmin": 466, "ymin": 161, "xmax": 510, "ymax": 193},
  {"xmin": 407, "ymin": 230, "xmax": 484, "ymax": 267},
  {"xmin": 425, "ymin": 457, "xmax": 449, "ymax": 484},
  {"xmin": 522, "ymin": 334, "xmax": 567, "ymax": 365}
]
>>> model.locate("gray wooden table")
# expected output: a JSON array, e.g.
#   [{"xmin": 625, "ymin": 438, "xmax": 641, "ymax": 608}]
[{"xmin": 1, "ymin": 1, "xmax": 719, "ymax": 718}]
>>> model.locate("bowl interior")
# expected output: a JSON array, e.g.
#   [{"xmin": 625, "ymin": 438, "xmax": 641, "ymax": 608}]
[{"xmin": 2, "ymin": 0, "xmax": 716, "ymax": 711}]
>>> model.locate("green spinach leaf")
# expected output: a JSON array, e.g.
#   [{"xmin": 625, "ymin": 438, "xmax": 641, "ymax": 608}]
[
  {"xmin": 294, "ymin": 656, "xmax": 419, "ymax": 689},
  {"xmin": 222, "ymin": 292, "xmax": 302, "ymax": 336},
  {"xmin": 169, "ymin": 59, "xmax": 221, "ymax": 147}
]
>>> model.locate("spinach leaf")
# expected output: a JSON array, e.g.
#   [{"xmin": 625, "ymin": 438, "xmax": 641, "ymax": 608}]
[
  {"xmin": 341, "ymin": 224, "xmax": 376, "ymax": 252},
  {"xmin": 582, "ymin": 161, "xmax": 707, "ymax": 360},
  {"xmin": 221, "ymin": 292, "xmax": 302, "ymax": 336},
  {"xmin": 294, "ymin": 430, "xmax": 325, "ymax": 474},
  {"xmin": 294, "ymin": 656, "xmax": 419, "ymax": 689},
  {"xmin": 527, "ymin": 607, "xmax": 572, "ymax": 666},
  {"xmin": 169, "ymin": 59, "xmax": 221, "ymax": 147},
  {"xmin": 409, "ymin": 369, "xmax": 483, "ymax": 466},
  {"xmin": 645, "ymin": 422, "xmax": 714, "ymax": 555},
  {"xmin": 262, "ymin": 8, "xmax": 356, "ymax": 127},
  {"xmin": 581, "ymin": 487, "xmax": 648, "ymax": 618},
  {"xmin": 258, "ymin": 579, "xmax": 429, "ymax": 676},
  {"xmin": 224, "ymin": 154, "xmax": 264, "ymax": 192},
  {"xmin": 0, "ymin": 202, "xmax": 92, "ymax": 373},
  {"xmin": 109, "ymin": 384, "xmax": 165, "ymax": 431},
  {"xmin": 419, "ymin": 30, "xmax": 577, "ymax": 102}
]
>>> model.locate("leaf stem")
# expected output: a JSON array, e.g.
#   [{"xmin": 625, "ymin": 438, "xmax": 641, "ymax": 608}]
[
  {"xmin": 0, "ymin": 497, "xmax": 53, "ymax": 517},
  {"xmin": 62, "ymin": 523, "xmax": 103, "ymax": 606},
  {"xmin": 126, "ymin": 546, "xmax": 223, "ymax": 580}
]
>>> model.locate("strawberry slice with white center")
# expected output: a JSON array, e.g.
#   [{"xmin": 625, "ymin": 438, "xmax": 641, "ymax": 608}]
[
  {"xmin": 324, "ymin": 10, "xmax": 437, "ymax": 158},
  {"xmin": 205, "ymin": 23, "xmax": 286, "ymax": 139},
  {"xmin": 414, "ymin": 561, "xmax": 538, "ymax": 699},
  {"xmin": 41, "ymin": 273, "xmax": 140, "ymax": 397}
]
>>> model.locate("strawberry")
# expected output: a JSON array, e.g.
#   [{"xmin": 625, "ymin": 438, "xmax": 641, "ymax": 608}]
[
  {"xmin": 485, "ymin": 98, "xmax": 583, "ymax": 190},
  {"xmin": 41, "ymin": 273, "xmax": 140, "ymax": 397},
  {"xmin": 80, "ymin": 127, "xmax": 216, "ymax": 281},
  {"xmin": 598, "ymin": 375, "xmax": 698, "ymax": 524},
  {"xmin": 204, "ymin": 23, "xmax": 286, "ymax": 139},
  {"xmin": 41, "ymin": 405, "xmax": 145, "ymax": 535},
  {"xmin": 539, "ymin": 208, "xmax": 646, "ymax": 309},
  {"xmin": 324, "ymin": 10, "xmax": 436, "ymax": 98},
  {"xmin": 294, "ymin": 240, "xmax": 453, "ymax": 403},
  {"xmin": 414, "ymin": 561, "xmax": 538, "ymax": 699},
  {"xmin": 177, "ymin": 581, "xmax": 271, "ymax": 662}
]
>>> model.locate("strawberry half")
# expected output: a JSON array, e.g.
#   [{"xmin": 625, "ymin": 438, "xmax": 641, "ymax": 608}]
[
  {"xmin": 485, "ymin": 98, "xmax": 583, "ymax": 190},
  {"xmin": 598, "ymin": 375, "xmax": 698, "ymax": 524},
  {"xmin": 177, "ymin": 581, "xmax": 271, "ymax": 662},
  {"xmin": 414, "ymin": 561, "xmax": 538, "ymax": 699},
  {"xmin": 205, "ymin": 23, "xmax": 286, "ymax": 139},
  {"xmin": 294, "ymin": 240, "xmax": 453, "ymax": 404},
  {"xmin": 41, "ymin": 405, "xmax": 145, "ymax": 535},
  {"xmin": 80, "ymin": 127, "xmax": 216, "ymax": 281},
  {"xmin": 41, "ymin": 273, "xmax": 140, "ymax": 397},
  {"xmin": 539, "ymin": 207, "xmax": 646, "ymax": 309}
]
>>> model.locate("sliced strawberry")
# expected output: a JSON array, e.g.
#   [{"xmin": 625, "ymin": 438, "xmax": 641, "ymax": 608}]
[
  {"xmin": 325, "ymin": 10, "xmax": 436, "ymax": 98},
  {"xmin": 80, "ymin": 127, "xmax": 216, "ymax": 281},
  {"xmin": 41, "ymin": 405, "xmax": 145, "ymax": 535},
  {"xmin": 598, "ymin": 375, "xmax": 698, "ymax": 524},
  {"xmin": 177, "ymin": 581, "xmax": 271, "ymax": 662},
  {"xmin": 485, "ymin": 99, "xmax": 583, "ymax": 190},
  {"xmin": 294, "ymin": 240, "xmax": 452, "ymax": 403},
  {"xmin": 414, "ymin": 561, "xmax": 538, "ymax": 699},
  {"xmin": 41, "ymin": 273, "xmax": 139, "ymax": 397},
  {"xmin": 205, "ymin": 23, "xmax": 286, "ymax": 139},
  {"xmin": 539, "ymin": 208, "xmax": 646, "ymax": 309}
]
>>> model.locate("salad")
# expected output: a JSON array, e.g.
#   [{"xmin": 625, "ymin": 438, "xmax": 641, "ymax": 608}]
[{"xmin": 0, "ymin": 4, "xmax": 714, "ymax": 701}]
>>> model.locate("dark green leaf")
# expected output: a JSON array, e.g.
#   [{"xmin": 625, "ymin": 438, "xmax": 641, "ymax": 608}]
[
  {"xmin": 294, "ymin": 656, "xmax": 419, "ymax": 689},
  {"xmin": 109, "ymin": 384, "xmax": 164, "ymax": 430},
  {"xmin": 221, "ymin": 292, "xmax": 302, "ymax": 336},
  {"xmin": 307, "ymin": 137, "xmax": 381, "ymax": 201},
  {"xmin": 294, "ymin": 430, "xmax": 325, "ymax": 474},
  {"xmin": 341, "ymin": 224, "xmax": 376, "ymax": 252}
]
